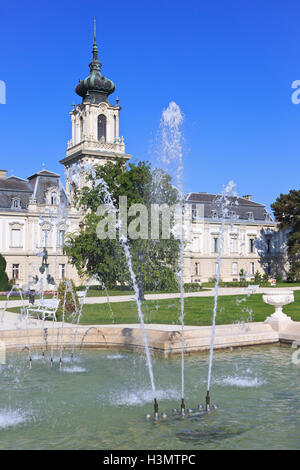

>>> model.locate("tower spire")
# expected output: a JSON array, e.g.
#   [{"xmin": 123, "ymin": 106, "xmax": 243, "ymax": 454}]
[
  {"xmin": 75, "ymin": 19, "xmax": 116, "ymax": 104},
  {"xmin": 92, "ymin": 17, "xmax": 99, "ymax": 60}
]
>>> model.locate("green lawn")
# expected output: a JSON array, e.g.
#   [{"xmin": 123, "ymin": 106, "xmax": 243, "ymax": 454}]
[
  {"xmin": 6, "ymin": 291, "xmax": 300, "ymax": 327},
  {"xmin": 202, "ymin": 281, "xmax": 300, "ymax": 288},
  {"xmin": 78, "ymin": 291, "xmax": 300, "ymax": 326},
  {"xmin": 0, "ymin": 287, "xmax": 209, "ymax": 301},
  {"xmin": 84, "ymin": 287, "xmax": 209, "ymax": 297}
]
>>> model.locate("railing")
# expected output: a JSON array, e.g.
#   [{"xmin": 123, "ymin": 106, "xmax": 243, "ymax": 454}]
[{"xmin": 67, "ymin": 137, "xmax": 125, "ymax": 153}]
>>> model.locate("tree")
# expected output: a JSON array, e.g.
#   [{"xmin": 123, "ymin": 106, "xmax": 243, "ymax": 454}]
[
  {"xmin": 271, "ymin": 190, "xmax": 300, "ymax": 280},
  {"xmin": 254, "ymin": 271, "xmax": 262, "ymax": 285},
  {"xmin": 64, "ymin": 159, "xmax": 181, "ymax": 298},
  {"xmin": 0, "ymin": 253, "xmax": 10, "ymax": 291}
]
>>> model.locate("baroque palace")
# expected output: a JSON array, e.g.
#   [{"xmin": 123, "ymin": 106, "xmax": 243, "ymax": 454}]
[{"xmin": 0, "ymin": 31, "xmax": 286, "ymax": 287}]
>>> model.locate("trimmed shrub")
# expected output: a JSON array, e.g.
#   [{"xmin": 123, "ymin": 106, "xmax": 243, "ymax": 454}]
[
  {"xmin": 57, "ymin": 279, "xmax": 80, "ymax": 320},
  {"xmin": 184, "ymin": 282, "xmax": 202, "ymax": 292}
]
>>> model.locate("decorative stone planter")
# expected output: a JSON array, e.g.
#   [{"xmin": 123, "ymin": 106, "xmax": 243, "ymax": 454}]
[{"xmin": 263, "ymin": 289, "xmax": 294, "ymax": 331}]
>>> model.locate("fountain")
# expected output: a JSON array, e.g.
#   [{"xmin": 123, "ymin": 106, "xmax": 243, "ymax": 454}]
[
  {"xmin": 0, "ymin": 101, "xmax": 299, "ymax": 449},
  {"xmin": 160, "ymin": 102, "xmax": 186, "ymax": 416},
  {"xmin": 89, "ymin": 172, "xmax": 158, "ymax": 417}
]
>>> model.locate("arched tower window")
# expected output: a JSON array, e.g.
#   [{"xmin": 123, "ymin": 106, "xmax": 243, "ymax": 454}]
[
  {"xmin": 80, "ymin": 117, "xmax": 83, "ymax": 140},
  {"xmin": 51, "ymin": 192, "xmax": 57, "ymax": 205},
  {"xmin": 98, "ymin": 114, "xmax": 106, "ymax": 141}
]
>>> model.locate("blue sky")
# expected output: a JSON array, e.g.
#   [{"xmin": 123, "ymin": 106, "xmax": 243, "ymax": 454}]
[{"xmin": 0, "ymin": 0, "xmax": 299, "ymax": 211}]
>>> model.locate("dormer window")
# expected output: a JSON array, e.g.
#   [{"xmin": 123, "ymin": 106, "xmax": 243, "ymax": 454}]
[
  {"xmin": 247, "ymin": 212, "xmax": 254, "ymax": 221},
  {"xmin": 264, "ymin": 213, "xmax": 272, "ymax": 222},
  {"xmin": 11, "ymin": 198, "xmax": 21, "ymax": 209},
  {"xmin": 211, "ymin": 210, "xmax": 218, "ymax": 219}
]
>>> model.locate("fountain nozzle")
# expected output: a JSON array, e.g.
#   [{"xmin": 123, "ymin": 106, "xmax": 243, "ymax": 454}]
[
  {"xmin": 180, "ymin": 398, "xmax": 185, "ymax": 416},
  {"xmin": 29, "ymin": 357, "xmax": 32, "ymax": 369},
  {"xmin": 59, "ymin": 358, "xmax": 62, "ymax": 370},
  {"xmin": 205, "ymin": 390, "xmax": 210, "ymax": 412},
  {"xmin": 154, "ymin": 398, "xmax": 159, "ymax": 419}
]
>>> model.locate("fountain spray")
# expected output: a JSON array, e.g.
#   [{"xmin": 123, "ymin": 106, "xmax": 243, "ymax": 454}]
[
  {"xmin": 59, "ymin": 280, "xmax": 69, "ymax": 369},
  {"xmin": 89, "ymin": 171, "xmax": 157, "ymax": 407},
  {"xmin": 205, "ymin": 391, "xmax": 210, "ymax": 412},
  {"xmin": 205, "ymin": 181, "xmax": 237, "ymax": 409},
  {"xmin": 181, "ymin": 398, "xmax": 186, "ymax": 416},
  {"xmin": 154, "ymin": 398, "xmax": 159, "ymax": 419},
  {"xmin": 160, "ymin": 102, "xmax": 185, "ymax": 413}
]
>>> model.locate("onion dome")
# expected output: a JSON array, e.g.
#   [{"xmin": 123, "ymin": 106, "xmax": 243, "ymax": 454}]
[{"xmin": 75, "ymin": 20, "xmax": 115, "ymax": 104}]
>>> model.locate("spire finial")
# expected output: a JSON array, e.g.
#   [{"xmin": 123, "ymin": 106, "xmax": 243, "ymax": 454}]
[{"xmin": 92, "ymin": 17, "xmax": 99, "ymax": 61}]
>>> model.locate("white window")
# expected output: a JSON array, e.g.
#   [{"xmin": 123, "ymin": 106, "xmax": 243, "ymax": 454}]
[
  {"xmin": 249, "ymin": 238, "xmax": 255, "ymax": 253},
  {"xmin": 42, "ymin": 229, "xmax": 50, "ymax": 247},
  {"xmin": 232, "ymin": 262, "xmax": 237, "ymax": 275},
  {"xmin": 11, "ymin": 229, "xmax": 20, "ymax": 247},
  {"xmin": 230, "ymin": 238, "xmax": 237, "ymax": 253},
  {"xmin": 192, "ymin": 236, "xmax": 200, "ymax": 253},
  {"xmin": 59, "ymin": 264, "xmax": 65, "ymax": 280},
  {"xmin": 192, "ymin": 204, "xmax": 197, "ymax": 221},
  {"xmin": 12, "ymin": 264, "xmax": 19, "ymax": 279},
  {"xmin": 212, "ymin": 237, "xmax": 219, "ymax": 253},
  {"xmin": 247, "ymin": 212, "xmax": 254, "ymax": 221},
  {"xmin": 250, "ymin": 262, "xmax": 255, "ymax": 275},
  {"xmin": 58, "ymin": 230, "xmax": 65, "ymax": 247},
  {"xmin": 195, "ymin": 262, "xmax": 200, "ymax": 276}
]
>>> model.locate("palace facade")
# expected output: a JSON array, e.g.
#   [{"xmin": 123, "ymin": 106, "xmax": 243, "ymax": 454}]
[
  {"xmin": 0, "ymin": 30, "xmax": 287, "ymax": 288},
  {"xmin": 183, "ymin": 193, "xmax": 287, "ymax": 283}
]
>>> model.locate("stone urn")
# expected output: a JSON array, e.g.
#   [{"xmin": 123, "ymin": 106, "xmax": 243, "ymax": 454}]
[{"xmin": 263, "ymin": 289, "xmax": 294, "ymax": 331}]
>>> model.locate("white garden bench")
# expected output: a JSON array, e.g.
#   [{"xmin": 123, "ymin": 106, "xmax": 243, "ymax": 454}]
[
  {"xmin": 245, "ymin": 285, "xmax": 259, "ymax": 294},
  {"xmin": 77, "ymin": 291, "xmax": 86, "ymax": 305},
  {"xmin": 26, "ymin": 298, "xmax": 60, "ymax": 321}
]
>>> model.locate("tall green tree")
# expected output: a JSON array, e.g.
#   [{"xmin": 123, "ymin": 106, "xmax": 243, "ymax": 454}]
[
  {"xmin": 0, "ymin": 253, "xmax": 10, "ymax": 291},
  {"xmin": 271, "ymin": 189, "xmax": 300, "ymax": 280},
  {"xmin": 64, "ymin": 159, "xmax": 181, "ymax": 297}
]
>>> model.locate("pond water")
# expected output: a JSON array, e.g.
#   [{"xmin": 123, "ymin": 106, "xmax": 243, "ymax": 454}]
[{"xmin": 0, "ymin": 344, "xmax": 299, "ymax": 449}]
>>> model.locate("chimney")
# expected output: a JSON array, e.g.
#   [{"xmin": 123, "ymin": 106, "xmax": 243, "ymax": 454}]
[
  {"xmin": 0, "ymin": 170, "xmax": 7, "ymax": 179},
  {"xmin": 243, "ymin": 194, "xmax": 252, "ymax": 201}
]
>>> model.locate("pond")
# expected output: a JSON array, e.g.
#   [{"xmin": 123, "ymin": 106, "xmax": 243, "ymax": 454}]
[{"xmin": 0, "ymin": 344, "xmax": 299, "ymax": 449}]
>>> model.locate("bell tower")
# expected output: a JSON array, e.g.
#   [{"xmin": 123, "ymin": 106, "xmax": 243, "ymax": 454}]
[{"xmin": 60, "ymin": 20, "xmax": 131, "ymax": 196}]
